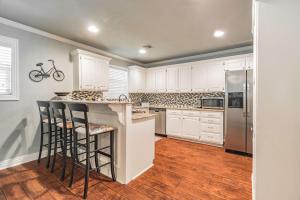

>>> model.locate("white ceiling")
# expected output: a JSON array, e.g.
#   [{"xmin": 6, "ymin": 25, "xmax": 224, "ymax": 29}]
[{"xmin": 0, "ymin": 0, "xmax": 253, "ymax": 64}]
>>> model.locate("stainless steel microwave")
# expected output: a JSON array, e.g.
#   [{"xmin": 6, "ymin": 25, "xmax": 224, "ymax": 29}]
[{"xmin": 201, "ymin": 97, "xmax": 224, "ymax": 109}]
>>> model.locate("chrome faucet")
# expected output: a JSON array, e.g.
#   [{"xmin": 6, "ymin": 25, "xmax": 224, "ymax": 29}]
[{"xmin": 118, "ymin": 94, "xmax": 128, "ymax": 102}]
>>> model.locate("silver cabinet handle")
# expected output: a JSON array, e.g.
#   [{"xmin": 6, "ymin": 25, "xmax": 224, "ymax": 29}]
[{"xmin": 243, "ymin": 83, "xmax": 246, "ymax": 114}]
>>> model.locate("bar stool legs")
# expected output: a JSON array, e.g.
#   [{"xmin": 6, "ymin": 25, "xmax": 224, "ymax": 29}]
[
  {"xmin": 37, "ymin": 124, "xmax": 44, "ymax": 163},
  {"xmin": 94, "ymin": 135, "xmax": 100, "ymax": 174},
  {"xmin": 110, "ymin": 131, "xmax": 116, "ymax": 181},
  {"xmin": 46, "ymin": 123, "xmax": 53, "ymax": 168}
]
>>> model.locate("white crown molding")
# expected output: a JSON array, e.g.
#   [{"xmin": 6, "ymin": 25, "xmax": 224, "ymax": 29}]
[
  {"xmin": 145, "ymin": 46, "xmax": 253, "ymax": 67},
  {"xmin": 0, "ymin": 17, "xmax": 144, "ymax": 66}
]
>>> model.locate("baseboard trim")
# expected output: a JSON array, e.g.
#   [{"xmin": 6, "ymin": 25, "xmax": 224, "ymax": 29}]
[
  {"xmin": 0, "ymin": 151, "xmax": 47, "ymax": 170},
  {"xmin": 129, "ymin": 163, "xmax": 154, "ymax": 182}
]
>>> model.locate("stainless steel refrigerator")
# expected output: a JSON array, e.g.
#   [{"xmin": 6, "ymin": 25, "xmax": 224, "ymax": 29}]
[{"xmin": 225, "ymin": 70, "xmax": 253, "ymax": 154}]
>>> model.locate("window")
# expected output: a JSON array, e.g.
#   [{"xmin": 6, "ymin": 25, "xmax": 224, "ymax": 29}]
[
  {"xmin": 104, "ymin": 65, "xmax": 128, "ymax": 99},
  {"xmin": 0, "ymin": 35, "xmax": 18, "ymax": 100}
]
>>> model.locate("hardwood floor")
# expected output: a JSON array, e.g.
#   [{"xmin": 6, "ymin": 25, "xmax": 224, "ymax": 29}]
[{"xmin": 0, "ymin": 138, "xmax": 252, "ymax": 200}]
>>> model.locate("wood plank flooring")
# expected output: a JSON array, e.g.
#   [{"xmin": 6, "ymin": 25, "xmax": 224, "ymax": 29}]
[{"xmin": 0, "ymin": 138, "xmax": 252, "ymax": 200}]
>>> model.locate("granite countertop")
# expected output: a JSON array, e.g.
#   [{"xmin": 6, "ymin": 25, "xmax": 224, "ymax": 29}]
[
  {"xmin": 51, "ymin": 99, "xmax": 132, "ymax": 104},
  {"xmin": 146, "ymin": 105, "xmax": 224, "ymax": 112},
  {"xmin": 132, "ymin": 113, "xmax": 157, "ymax": 120}
]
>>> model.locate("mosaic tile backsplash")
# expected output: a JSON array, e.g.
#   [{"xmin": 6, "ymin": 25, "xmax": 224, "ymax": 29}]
[{"xmin": 129, "ymin": 92, "xmax": 224, "ymax": 107}]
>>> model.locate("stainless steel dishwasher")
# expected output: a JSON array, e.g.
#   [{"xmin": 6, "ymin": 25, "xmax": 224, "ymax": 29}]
[{"xmin": 149, "ymin": 108, "xmax": 166, "ymax": 135}]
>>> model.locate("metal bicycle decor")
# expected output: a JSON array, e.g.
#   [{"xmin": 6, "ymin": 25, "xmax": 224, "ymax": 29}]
[{"xmin": 29, "ymin": 59, "xmax": 65, "ymax": 82}]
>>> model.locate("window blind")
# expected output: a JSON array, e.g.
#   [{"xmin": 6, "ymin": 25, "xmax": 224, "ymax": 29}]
[
  {"xmin": 104, "ymin": 66, "xmax": 128, "ymax": 98},
  {"xmin": 0, "ymin": 45, "xmax": 12, "ymax": 95}
]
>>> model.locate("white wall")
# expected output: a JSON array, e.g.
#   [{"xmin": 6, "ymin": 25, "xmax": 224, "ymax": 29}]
[
  {"xmin": 254, "ymin": 0, "xmax": 300, "ymax": 199},
  {"xmin": 0, "ymin": 23, "xmax": 133, "ymax": 164}
]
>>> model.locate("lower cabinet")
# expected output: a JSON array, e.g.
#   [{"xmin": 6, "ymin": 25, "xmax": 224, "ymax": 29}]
[{"xmin": 166, "ymin": 109, "xmax": 224, "ymax": 146}]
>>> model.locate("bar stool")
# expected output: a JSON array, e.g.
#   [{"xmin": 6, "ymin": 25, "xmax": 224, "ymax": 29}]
[
  {"xmin": 50, "ymin": 102, "xmax": 74, "ymax": 181},
  {"xmin": 37, "ymin": 101, "xmax": 55, "ymax": 168},
  {"xmin": 68, "ymin": 103, "xmax": 116, "ymax": 199}
]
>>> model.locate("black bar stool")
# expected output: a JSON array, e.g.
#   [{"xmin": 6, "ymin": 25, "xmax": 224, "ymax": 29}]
[
  {"xmin": 50, "ymin": 101, "xmax": 74, "ymax": 181},
  {"xmin": 37, "ymin": 101, "xmax": 55, "ymax": 168},
  {"xmin": 68, "ymin": 103, "xmax": 116, "ymax": 199}
]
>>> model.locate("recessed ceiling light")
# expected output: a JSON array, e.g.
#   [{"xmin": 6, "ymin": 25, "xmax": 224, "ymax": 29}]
[
  {"xmin": 214, "ymin": 30, "xmax": 225, "ymax": 38},
  {"xmin": 139, "ymin": 48, "xmax": 147, "ymax": 54},
  {"xmin": 88, "ymin": 25, "xmax": 99, "ymax": 33}
]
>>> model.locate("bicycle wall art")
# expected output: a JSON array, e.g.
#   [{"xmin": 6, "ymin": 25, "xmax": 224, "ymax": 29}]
[{"xmin": 29, "ymin": 59, "xmax": 65, "ymax": 82}]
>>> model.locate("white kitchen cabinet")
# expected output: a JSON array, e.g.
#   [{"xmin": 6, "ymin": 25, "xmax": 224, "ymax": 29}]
[
  {"xmin": 192, "ymin": 61, "xmax": 225, "ymax": 92},
  {"xmin": 166, "ymin": 114, "xmax": 182, "ymax": 137},
  {"xmin": 155, "ymin": 67, "xmax": 167, "ymax": 92},
  {"xmin": 223, "ymin": 57, "xmax": 246, "ymax": 71},
  {"xmin": 72, "ymin": 49, "xmax": 111, "ymax": 91},
  {"xmin": 182, "ymin": 116, "xmax": 200, "ymax": 140},
  {"xmin": 166, "ymin": 109, "xmax": 224, "ymax": 146},
  {"xmin": 191, "ymin": 62, "xmax": 207, "ymax": 92},
  {"xmin": 179, "ymin": 64, "xmax": 192, "ymax": 92},
  {"xmin": 128, "ymin": 66, "xmax": 146, "ymax": 93},
  {"xmin": 166, "ymin": 66, "xmax": 179, "ymax": 92},
  {"xmin": 206, "ymin": 61, "xmax": 225, "ymax": 92},
  {"xmin": 146, "ymin": 69, "xmax": 156, "ymax": 92}
]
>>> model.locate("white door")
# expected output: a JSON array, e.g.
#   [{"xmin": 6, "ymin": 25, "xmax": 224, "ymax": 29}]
[
  {"xmin": 246, "ymin": 54, "xmax": 253, "ymax": 69},
  {"xmin": 146, "ymin": 69, "xmax": 156, "ymax": 92},
  {"xmin": 179, "ymin": 64, "xmax": 192, "ymax": 92},
  {"xmin": 166, "ymin": 115, "xmax": 182, "ymax": 137},
  {"xmin": 155, "ymin": 68, "xmax": 166, "ymax": 92},
  {"xmin": 182, "ymin": 116, "xmax": 200, "ymax": 140},
  {"xmin": 191, "ymin": 62, "xmax": 207, "ymax": 92},
  {"xmin": 206, "ymin": 61, "xmax": 225, "ymax": 92},
  {"xmin": 166, "ymin": 66, "xmax": 179, "ymax": 92}
]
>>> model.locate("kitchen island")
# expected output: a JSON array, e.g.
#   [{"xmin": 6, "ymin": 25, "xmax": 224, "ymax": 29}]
[{"xmin": 52, "ymin": 100, "xmax": 155, "ymax": 184}]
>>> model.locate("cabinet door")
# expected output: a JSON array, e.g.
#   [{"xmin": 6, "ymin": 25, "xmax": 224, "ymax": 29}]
[
  {"xmin": 166, "ymin": 66, "xmax": 179, "ymax": 92},
  {"xmin": 166, "ymin": 115, "xmax": 182, "ymax": 136},
  {"xmin": 80, "ymin": 56, "xmax": 98, "ymax": 90},
  {"xmin": 146, "ymin": 69, "xmax": 156, "ymax": 92},
  {"xmin": 80, "ymin": 56, "xmax": 109, "ymax": 90},
  {"xmin": 223, "ymin": 57, "xmax": 246, "ymax": 71},
  {"xmin": 191, "ymin": 62, "xmax": 207, "ymax": 92},
  {"xmin": 182, "ymin": 116, "xmax": 200, "ymax": 140},
  {"xmin": 128, "ymin": 67, "xmax": 146, "ymax": 92},
  {"xmin": 179, "ymin": 64, "xmax": 192, "ymax": 92},
  {"xmin": 155, "ymin": 68, "xmax": 166, "ymax": 92},
  {"xmin": 206, "ymin": 61, "xmax": 225, "ymax": 92}
]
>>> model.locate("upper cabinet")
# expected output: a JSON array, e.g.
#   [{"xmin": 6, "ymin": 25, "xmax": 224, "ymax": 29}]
[
  {"xmin": 166, "ymin": 66, "xmax": 179, "ymax": 92},
  {"xmin": 146, "ymin": 67, "xmax": 166, "ymax": 92},
  {"xmin": 178, "ymin": 64, "xmax": 192, "ymax": 92},
  {"xmin": 191, "ymin": 60, "xmax": 225, "ymax": 92},
  {"xmin": 146, "ymin": 68, "xmax": 156, "ymax": 92},
  {"xmin": 72, "ymin": 49, "xmax": 111, "ymax": 91},
  {"xmin": 155, "ymin": 67, "xmax": 167, "ymax": 92},
  {"xmin": 128, "ymin": 66, "xmax": 146, "ymax": 93},
  {"xmin": 128, "ymin": 53, "xmax": 253, "ymax": 93}
]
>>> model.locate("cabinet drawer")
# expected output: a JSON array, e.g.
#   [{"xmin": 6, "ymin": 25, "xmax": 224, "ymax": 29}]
[
  {"xmin": 200, "ymin": 133, "xmax": 223, "ymax": 144},
  {"xmin": 182, "ymin": 110, "xmax": 201, "ymax": 117},
  {"xmin": 200, "ymin": 117, "xmax": 222, "ymax": 124},
  {"xmin": 167, "ymin": 109, "xmax": 182, "ymax": 115},
  {"xmin": 200, "ymin": 111, "xmax": 223, "ymax": 119},
  {"xmin": 200, "ymin": 123, "xmax": 222, "ymax": 133}
]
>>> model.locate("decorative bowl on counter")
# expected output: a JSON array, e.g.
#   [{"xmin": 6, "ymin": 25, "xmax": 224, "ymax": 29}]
[{"xmin": 54, "ymin": 92, "xmax": 70, "ymax": 96}]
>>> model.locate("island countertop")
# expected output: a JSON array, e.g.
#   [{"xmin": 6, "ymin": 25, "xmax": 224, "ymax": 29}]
[{"xmin": 51, "ymin": 99, "xmax": 132, "ymax": 104}]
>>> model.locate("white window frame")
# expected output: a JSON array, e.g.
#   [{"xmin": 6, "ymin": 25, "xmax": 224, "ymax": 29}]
[{"xmin": 0, "ymin": 35, "xmax": 19, "ymax": 101}]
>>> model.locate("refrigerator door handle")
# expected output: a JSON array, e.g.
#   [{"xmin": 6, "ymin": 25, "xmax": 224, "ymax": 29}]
[{"xmin": 243, "ymin": 83, "xmax": 246, "ymax": 115}]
